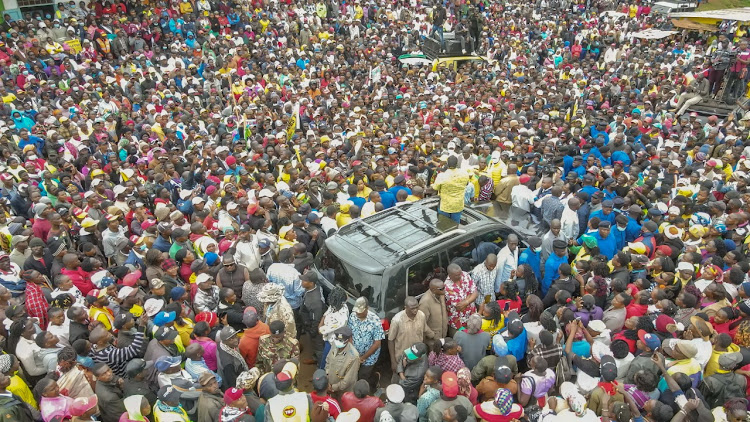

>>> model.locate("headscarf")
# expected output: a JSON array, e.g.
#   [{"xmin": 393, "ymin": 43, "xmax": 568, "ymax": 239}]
[
  {"xmin": 123, "ymin": 395, "xmax": 147, "ymax": 422},
  {"xmin": 0, "ymin": 354, "xmax": 12, "ymax": 373},
  {"xmin": 466, "ymin": 314, "xmax": 482, "ymax": 334},
  {"xmin": 219, "ymin": 406, "xmax": 248, "ymax": 421},
  {"xmin": 560, "ymin": 382, "xmax": 587, "ymax": 417},
  {"xmin": 236, "ymin": 368, "xmax": 261, "ymax": 391},
  {"xmin": 457, "ymin": 367, "xmax": 472, "ymax": 398},
  {"xmin": 702, "ymin": 265, "xmax": 723, "ymax": 282}
]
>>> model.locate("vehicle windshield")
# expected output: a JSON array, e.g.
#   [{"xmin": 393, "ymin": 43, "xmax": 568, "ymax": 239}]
[{"xmin": 314, "ymin": 244, "xmax": 382, "ymax": 309}]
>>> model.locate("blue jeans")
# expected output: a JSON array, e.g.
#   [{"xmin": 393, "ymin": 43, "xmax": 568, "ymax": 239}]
[
  {"xmin": 438, "ymin": 210, "xmax": 462, "ymax": 223},
  {"xmin": 432, "ymin": 25, "xmax": 444, "ymax": 49},
  {"xmin": 319, "ymin": 341, "xmax": 331, "ymax": 369}
]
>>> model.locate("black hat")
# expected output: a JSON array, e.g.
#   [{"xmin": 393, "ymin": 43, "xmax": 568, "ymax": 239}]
[
  {"xmin": 598, "ymin": 221, "xmax": 611, "ymax": 228},
  {"xmin": 552, "ymin": 239, "xmax": 567, "ymax": 249},
  {"xmin": 300, "ymin": 272, "xmax": 318, "ymax": 284},
  {"xmin": 269, "ymin": 320, "xmax": 285, "ymax": 335},
  {"xmin": 125, "ymin": 358, "xmax": 153, "ymax": 378},
  {"xmin": 527, "ymin": 237, "xmax": 542, "ymax": 248},
  {"xmin": 312, "ymin": 369, "xmax": 328, "ymax": 391},
  {"xmin": 334, "ymin": 326, "xmax": 353, "ymax": 341},
  {"xmin": 155, "ymin": 326, "xmax": 178, "ymax": 341},
  {"xmin": 158, "ymin": 385, "xmax": 181, "ymax": 403},
  {"xmin": 494, "ymin": 365, "xmax": 512, "ymax": 384},
  {"xmin": 600, "ymin": 355, "xmax": 618, "ymax": 382},
  {"xmin": 643, "ymin": 221, "xmax": 659, "ymax": 233},
  {"xmin": 648, "ymin": 208, "xmax": 663, "ymax": 216}
]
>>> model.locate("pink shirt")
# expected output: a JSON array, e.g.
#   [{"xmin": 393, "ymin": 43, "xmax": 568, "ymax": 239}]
[{"xmin": 193, "ymin": 337, "xmax": 218, "ymax": 371}]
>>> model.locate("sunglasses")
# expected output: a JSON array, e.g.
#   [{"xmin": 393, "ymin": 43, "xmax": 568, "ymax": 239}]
[{"xmin": 224, "ymin": 263, "xmax": 236, "ymax": 267}]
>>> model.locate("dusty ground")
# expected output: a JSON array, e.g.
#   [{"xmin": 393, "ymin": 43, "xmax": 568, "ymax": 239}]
[{"xmin": 295, "ymin": 333, "xmax": 391, "ymax": 396}]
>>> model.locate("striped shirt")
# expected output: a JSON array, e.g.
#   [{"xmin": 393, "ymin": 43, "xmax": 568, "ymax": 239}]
[{"xmin": 91, "ymin": 331, "xmax": 145, "ymax": 377}]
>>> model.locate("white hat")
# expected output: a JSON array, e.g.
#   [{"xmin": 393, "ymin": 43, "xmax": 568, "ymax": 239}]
[
  {"xmin": 227, "ymin": 202, "xmax": 239, "ymax": 211},
  {"xmin": 117, "ymin": 286, "xmax": 136, "ymax": 300},
  {"xmin": 677, "ymin": 262, "xmax": 694, "ymax": 272},
  {"xmin": 588, "ymin": 320, "xmax": 607, "ymax": 333},
  {"xmin": 179, "ymin": 189, "xmax": 192, "ymax": 200},
  {"xmin": 196, "ymin": 273, "xmax": 212, "ymax": 285},
  {"xmin": 191, "ymin": 197, "xmax": 205, "ymax": 205},
  {"xmin": 91, "ymin": 179, "xmax": 103, "ymax": 187},
  {"xmin": 113, "ymin": 185, "xmax": 127, "ymax": 196},
  {"xmin": 143, "ymin": 298, "xmax": 165, "ymax": 317},
  {"xmin": 336, "ymin": 409, "xmax": 361, "ymax": 422},
  {"xmin": 385, "ymin": 384, "xmax": 405, "ymax": 404},
  {"xmin": 258, "ymin": 189, "xmax": 274, "ymax": 198}
]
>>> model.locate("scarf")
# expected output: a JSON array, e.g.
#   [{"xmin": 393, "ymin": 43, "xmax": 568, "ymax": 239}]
[
  {"xmin": 219, "ymin": 406, "xmax": 248, "ymax": 421},
  {"xmin": 156, "ymin": 400, "xmax": 182, "ymax": 414},
  {"xmin": 220, "ymin": 342, "xmax": 249, "ymax": 372}
]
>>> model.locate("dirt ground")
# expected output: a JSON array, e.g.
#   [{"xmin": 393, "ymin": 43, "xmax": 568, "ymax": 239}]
[{"xmin": 295, "ymin": 333, "xmax": 392, "ymax": 396}]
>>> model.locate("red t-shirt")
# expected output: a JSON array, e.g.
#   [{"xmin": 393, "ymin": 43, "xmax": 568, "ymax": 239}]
[
  {"xmin": 310, "ymin": 392, "xmax": 341, "ymax": 419},
  {"xmin": 340, "ymin": 393, "xmax": 384, "ymax": 422}
]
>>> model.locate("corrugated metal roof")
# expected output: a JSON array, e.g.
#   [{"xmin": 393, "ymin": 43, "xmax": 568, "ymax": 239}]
[{"xmin": 671, "ymin": 7, "xmax": 750, "ymax": 22}]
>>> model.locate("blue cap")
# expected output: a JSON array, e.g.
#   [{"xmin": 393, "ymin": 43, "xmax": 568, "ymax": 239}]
[
  {"xmin": 99, "ymin": 276, "xmax": 116, "ymax": 288},
  {"xmin": 154, "ymin": 355, "xmax": 182, "ymax": 372},
  {"xmin": 169, "ymin": 286, "xmax": 186, "ymax": 302},
  {"xmin": 204, "ymin": 252, "xmax": 219, "ymax": 266},
  {"xmin": 154, "ymin": 311, "xmax": 176, "ymax": 327}
]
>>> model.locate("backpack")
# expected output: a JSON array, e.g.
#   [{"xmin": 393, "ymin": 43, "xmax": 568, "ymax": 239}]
[
  {"xmin": 700, "ymin": 373, "xmax": 746, "ymax": 409},
  {"xmin": 555, "ymin": 354, "xmax": 573, "ymax": 390}
]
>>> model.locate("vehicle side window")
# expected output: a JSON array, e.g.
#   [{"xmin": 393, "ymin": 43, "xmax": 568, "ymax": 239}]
[
  {"xmin": 406, "ymin": 252, "xmax": 444, "ymax": 298},
  {"xmin": 470, "ymin": 229, "xmax": 510, "ymax": 264},
  {"xmin": 446, "ymin": 238, "xmax": 477, "ymax": 269},
  {"xmin": 479, "ymin": 229, "xmax": 510, "ymax": 248}
]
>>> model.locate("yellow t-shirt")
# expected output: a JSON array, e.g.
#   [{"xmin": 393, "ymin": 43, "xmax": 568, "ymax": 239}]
[{"xmin": 9, "ymin": 374, "xmax": 37, "ymax": 409}]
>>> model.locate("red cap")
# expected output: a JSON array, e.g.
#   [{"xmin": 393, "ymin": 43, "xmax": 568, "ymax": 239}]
[
  {"xmin": 226, "ymin": 156, "xmax": 236, "ymax": 166},
  {"xmin": 122, "ymin": 270, "xmax": 142, "ymax": 287},
  {"xmin": 141, "ymin": 219, "xmax": 156, "ymax": 230},
  {"xmin": 442, "ymin": 372, "xmax": 459, "ymax": 398},
  {"xmin": 223, "ymin": 387, "xmax": 244, "ymax": 404},
  {"xmin": 519, "ymin": 174, "xmax": 531, "ymax": 184}
]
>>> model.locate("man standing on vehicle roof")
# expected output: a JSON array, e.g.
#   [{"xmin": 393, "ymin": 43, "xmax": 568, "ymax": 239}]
[{"xmin": 433, "ymin": 156, "xmax": 470, "ymax": 224}]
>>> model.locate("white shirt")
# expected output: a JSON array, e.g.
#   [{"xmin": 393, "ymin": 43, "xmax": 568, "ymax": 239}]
[
  {"xmin": 49, "ymin": 320, "xmax": 71, "ymax": 348},
  {"xmin": 321, "ymin": 216, "xmax": 338, "ymax": 235},
  {"xmin": 511, "ymin": 184, "xmax": 535, "ymax": 212},
  {"xmin": 234, "ymin": 237, "xmax": 262, "ymax": 272},
  {"xmin": 560, "ymin": 206, "xmax": 580, "ymax": 241},
  {"xmin": 690, "ymin": 338, "xmax": 712, "ymax": 369},
  {"xmin": 16, "ymin": 337, "xmax": 46, "ymax": 376},
  {"xmin": 494, "ymin": 245, "xmax": 518, "ymax": 292}
]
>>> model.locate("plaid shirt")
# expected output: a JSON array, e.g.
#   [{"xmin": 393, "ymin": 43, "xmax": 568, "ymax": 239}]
[
  {"xmin": 471, "ymin": 262, "xmax": 498, "ymax": 305},
  {"xmin": 25, "ymin": 282, "xmax": 49, "ymax": 330},
  {"xmin": 429, "ymin": 351, "xmax": 466, "ymax": 374},
  {"xmin": 527, "ymin": 343, "xmax": 563, "ymax": 369},
  {"xmin": 478, "ymin": 180, "xmax": 494, "ymax": 201}
]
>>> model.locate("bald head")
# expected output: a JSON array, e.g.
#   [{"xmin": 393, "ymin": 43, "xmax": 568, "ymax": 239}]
[
  {"xmin": 485, "ymin": 253, "xmax": 498, "ymax": 265},
  {"xmin": 89, "ymin": 326, "xmax": 109, "ymax": 344}
]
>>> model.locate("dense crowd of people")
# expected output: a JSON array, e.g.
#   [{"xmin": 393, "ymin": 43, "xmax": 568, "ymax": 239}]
[{"xmin": 0, "ymin": 0, "xmax": 748, "ymax": 420}]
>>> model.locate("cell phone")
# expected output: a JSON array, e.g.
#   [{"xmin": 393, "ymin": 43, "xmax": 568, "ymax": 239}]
[
  {"xmin": 503, "ymin": 302, "xmax": 510, "ymax": 311},
  {"xmin": 484, "ymin": 295, "xmax": 491, "ymax": 304}
]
